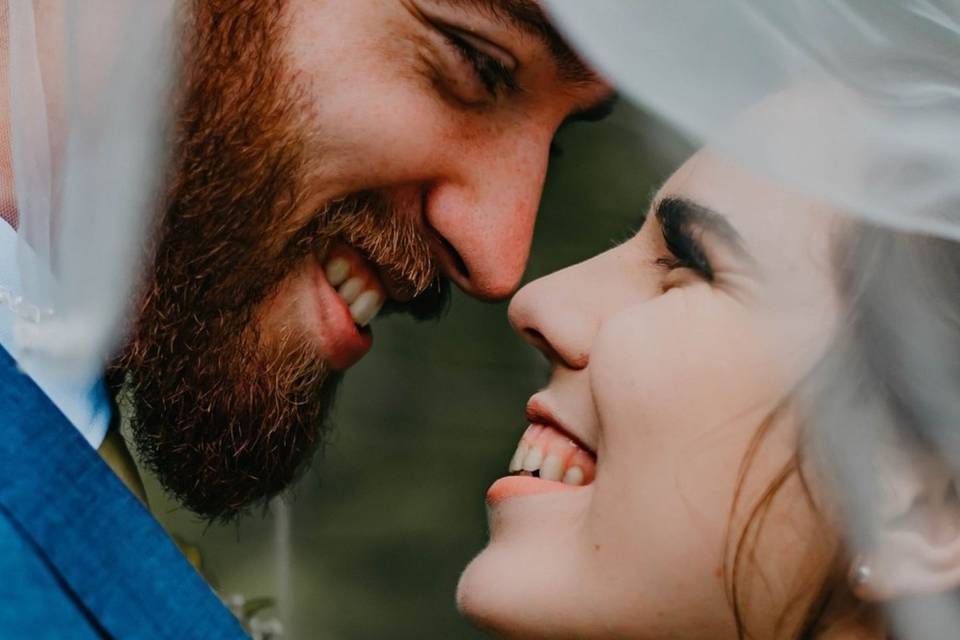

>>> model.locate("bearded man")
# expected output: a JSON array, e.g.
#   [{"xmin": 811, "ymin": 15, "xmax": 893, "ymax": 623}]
[{"xmin": 0, "ymin": 0, "xmax": 611, "ymax": 637}]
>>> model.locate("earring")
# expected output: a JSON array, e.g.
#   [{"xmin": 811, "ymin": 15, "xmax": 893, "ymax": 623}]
[{"xmin": 849, "ymin": 557, "xmax": 872, "ymax": 591}]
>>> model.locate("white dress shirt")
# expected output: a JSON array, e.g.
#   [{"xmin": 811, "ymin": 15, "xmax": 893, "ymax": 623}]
[{"xmin": 0, "ymin": 220, "xmax": 110, "ymax": 449}]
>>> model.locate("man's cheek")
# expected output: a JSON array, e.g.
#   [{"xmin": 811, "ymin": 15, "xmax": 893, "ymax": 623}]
[
  {"xmin": 282, "ymin": 6, "xmax": 464, "ymax": 190},
  {"xmin": 297, "ymin": 80, "xmax": 456, "ymax": 195},
  {"xmin": 255, "ymin": 260, "xmax": 319, "ymax": 341}
]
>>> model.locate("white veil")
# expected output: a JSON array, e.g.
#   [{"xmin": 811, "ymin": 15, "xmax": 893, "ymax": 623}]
[
  {"xmin": 544, "ymin": 1, "xmax": 960, "ymax": 638},
  {"xmin": 545, "ymin": 1, "xmax": 960, "ymax": 239},
  {"xmin": 2, "ymin": 1, "xmax": 174, "ymax": 385}
]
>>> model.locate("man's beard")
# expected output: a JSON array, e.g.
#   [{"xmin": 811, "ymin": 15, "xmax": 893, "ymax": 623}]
[{"xmin": 111, "ymin": 3, "xmax": 445, "ymax": 520}]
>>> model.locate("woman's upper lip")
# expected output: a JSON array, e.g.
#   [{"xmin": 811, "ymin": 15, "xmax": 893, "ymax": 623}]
[{"xmin": 525, "ymin": 397, "xmax": 597, "ymax": 456}]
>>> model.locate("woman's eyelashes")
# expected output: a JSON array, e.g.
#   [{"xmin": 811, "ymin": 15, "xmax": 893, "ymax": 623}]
[
  {"xmin": 654, "ymin": 220, "xmax": 715, "ymax": 283},
  {"xmin": 440, "ymin": 28, "xmax": 519, "ymax": 102}
]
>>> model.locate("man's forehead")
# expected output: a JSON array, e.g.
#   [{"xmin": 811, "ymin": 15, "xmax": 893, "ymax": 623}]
[{"xmin": 430, "ymin": 0, "xmax": 599, "ymax": 84}]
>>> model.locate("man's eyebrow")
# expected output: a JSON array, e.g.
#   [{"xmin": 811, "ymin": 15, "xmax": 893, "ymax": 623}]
[
  {"xmin": 434, "ymin": 0, "xmax": 600, "ymax": 84},
  {"xmin": 654, "ymin": 197, "xmax": 752, "ymax": 261}
]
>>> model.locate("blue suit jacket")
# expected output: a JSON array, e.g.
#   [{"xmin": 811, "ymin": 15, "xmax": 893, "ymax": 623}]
[{"xmin": 0, "ymin": 346, "xmax": 248, "ymax": 639}]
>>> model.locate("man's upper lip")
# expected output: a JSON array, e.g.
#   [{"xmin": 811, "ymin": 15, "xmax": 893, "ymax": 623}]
[
  {"xmin": 375, "ymin": 264, "xmax": 416, "ymax": 303},
  {"xmin": 525, "ymin": 398, "xmax": 597, "ymax": 456},
  {"xmin": 334, "ymin": 238, "xmax": 414, "ymax": 303}
]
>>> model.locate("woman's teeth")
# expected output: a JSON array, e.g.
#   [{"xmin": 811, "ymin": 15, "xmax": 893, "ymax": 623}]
[
  {"xmin": 323, "ymin": 256, "xmax": 386, "ymax": 327},
  {"xmin": 508, "ymin": 424, "xmax": 596, "ymax": 486}
]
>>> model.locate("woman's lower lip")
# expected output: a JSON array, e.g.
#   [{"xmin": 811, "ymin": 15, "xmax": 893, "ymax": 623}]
[{"xmin": 486, "ymin": 475, "xmax": 582, "ymax": 504}]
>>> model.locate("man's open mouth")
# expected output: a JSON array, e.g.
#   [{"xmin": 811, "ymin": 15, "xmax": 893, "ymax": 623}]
[
  {"xmin": 506, "ymin": 423, "xmax": 597, "ymax": 486},
  {"xmin": 320, "ymin": 239, "xmax": 389, "ymax": 328},
  {"xmin": 306, "ymin": 238, "xmax": 393, "ymax": 370},
  {"xmin": 311, "ymin": 234, "xmax": 447, "ymax": 370}
]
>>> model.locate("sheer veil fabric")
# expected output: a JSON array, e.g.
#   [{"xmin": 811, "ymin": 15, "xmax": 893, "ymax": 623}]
[
  {"xmin": 544, "ymin": 1, "xmax": 960, "ymax": 636},
  {"xmin": 544, "ymin": 1, "xmax": 960, "ymax": 239},
  {"xmin": 3, "ymin": 1, "xmax": 174, "ymax": 383}
]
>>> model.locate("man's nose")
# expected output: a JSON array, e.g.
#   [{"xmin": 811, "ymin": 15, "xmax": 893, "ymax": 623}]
[{"xmin": 423, "ymin": 136, "xmax": 550, "ymax": 301}]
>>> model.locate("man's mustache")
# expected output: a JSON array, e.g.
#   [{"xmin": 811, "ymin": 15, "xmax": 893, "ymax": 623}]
[
  {"xmin": 380, "ymin": 277, "xmax": 451, "ymax": 322},
  {"xmin": 300, "ymin": 191, "xmax": 452, "ymax": 322}
]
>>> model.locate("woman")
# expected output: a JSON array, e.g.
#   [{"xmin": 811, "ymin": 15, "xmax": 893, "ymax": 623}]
[{"xmin": 458, "ymin": 2, "xmax": 960, "ymax": 638}]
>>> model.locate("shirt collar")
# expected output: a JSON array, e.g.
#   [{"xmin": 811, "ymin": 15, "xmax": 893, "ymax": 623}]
[{"xmin": 0, "ymin": 221, "xmax": 110, "ymax": 449}]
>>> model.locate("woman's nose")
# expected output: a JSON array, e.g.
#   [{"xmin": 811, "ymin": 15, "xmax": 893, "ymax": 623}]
[
  {"xmin": 509, "ymin": 246, "xmax": 657, "ymax": 370},
  {"xmin": 508, "ymin": 263, "xmax": 598, "ymax": 371}
]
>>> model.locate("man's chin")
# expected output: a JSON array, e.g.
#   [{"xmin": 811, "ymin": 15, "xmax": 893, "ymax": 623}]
[{"xmin": 123, "ymin": 338, "xmax": 344, "ymax": 521}]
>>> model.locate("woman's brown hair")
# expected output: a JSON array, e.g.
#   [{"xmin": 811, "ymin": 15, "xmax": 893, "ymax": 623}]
[{"xmin": 724, "ymin": 224, "xmax": 960, "ymax": 638}]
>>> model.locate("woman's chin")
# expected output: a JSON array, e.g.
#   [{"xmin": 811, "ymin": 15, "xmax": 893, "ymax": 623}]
[
  {"xmin": 457, "ymin": 548, "xmax": 539, "ymax": 638},
  {"xmin": 457, "ymin": 544, "xmax": 586, "ymax": 640},
  {"xmin": 457, "ymin": 475, "xmax": 599, "ymax": 636}
]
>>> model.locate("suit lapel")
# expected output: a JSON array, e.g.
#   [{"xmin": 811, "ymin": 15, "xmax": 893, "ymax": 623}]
[{"xmin": 0, "ymin": 346, "xmax": 248, "ymax": 639}]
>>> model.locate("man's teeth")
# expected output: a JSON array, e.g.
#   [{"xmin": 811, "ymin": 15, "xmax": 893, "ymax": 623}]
[
  {"xmin": 507, "ymin": 424, "xmax": 596, "ymax": 486},
  {"xmin": 350, "ymin": 291, "xmax": 382, "ymax": 327},
  {"xmin": 338, "ymin": 277, "xmax": 365, "ymax": 304},
  {"xmin": 323, "ymin": 256, "xmax": 385, "ymax": 327},
  {"xmin": 325, "ymin": 258, "xmax": 351, "ymax": 287}
]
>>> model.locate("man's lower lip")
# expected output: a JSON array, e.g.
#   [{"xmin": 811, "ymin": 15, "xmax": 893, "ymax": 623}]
[
  {"xmin": 312, "ymin": 258, "xmax": 373, "ymax": 370},
  {"xmin": 485, "ymin": 476, "xmax": 583, "ymax": 504}
]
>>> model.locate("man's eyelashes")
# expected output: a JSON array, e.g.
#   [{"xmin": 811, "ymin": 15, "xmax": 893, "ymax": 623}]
[
  {"xmin": 442, "ymin": 30, "xmax": 518, "ymax": 99},
  {"xmin": 437, "ymin": 30, "xmax": 567, "ymax": 160}
]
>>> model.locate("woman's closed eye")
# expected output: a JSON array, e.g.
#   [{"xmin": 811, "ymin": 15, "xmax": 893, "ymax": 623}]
[
  {"xmin": 655, "ymin": 223, "xmax": 714, "ymax": 282},
  {"xmin": 648, "ymin": 197, "xmax": 755, "ymax": 292},
  {"xmin": 653, "ymin": 198, "xmax": 717, "ymax": 286}
]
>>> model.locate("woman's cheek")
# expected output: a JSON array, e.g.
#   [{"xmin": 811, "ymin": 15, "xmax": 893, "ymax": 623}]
[{"xmin": 589, "ymin": 287, "xmax": 777, "ymax": 450}]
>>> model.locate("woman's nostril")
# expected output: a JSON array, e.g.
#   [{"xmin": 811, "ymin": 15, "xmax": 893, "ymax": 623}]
[
  {"xmin": 523, "ymin": 328, "xmax": 560, "ymax": 361},
  {"xmin": 521, "ymin": 325, "xmax": 588, "ymax": 370},
  {"xmin": 524, "ymin": 327, "xmax": 547, "ymax": 346}
]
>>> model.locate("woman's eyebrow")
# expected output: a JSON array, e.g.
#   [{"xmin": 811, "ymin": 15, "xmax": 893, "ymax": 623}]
[{"xmin": 654, "ymin": 197, "xmax": 752, "ymax": 262}]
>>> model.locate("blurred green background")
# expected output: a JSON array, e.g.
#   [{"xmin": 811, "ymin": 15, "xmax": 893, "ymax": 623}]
[{"xmin": 142, "ymin": 104, "xmax": 688, "ymax": 639}]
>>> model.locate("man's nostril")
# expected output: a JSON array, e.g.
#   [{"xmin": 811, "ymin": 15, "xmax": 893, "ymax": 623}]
[{"xmin": 437, "ymin": 234, "xmax": 470, "ymax": 280}]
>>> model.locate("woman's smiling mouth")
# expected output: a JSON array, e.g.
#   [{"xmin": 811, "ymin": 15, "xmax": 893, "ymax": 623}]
[
  {"xmin": 508, "ymin": 423, "xmax": 596, "ymax": 484},
  {"xmin": 486, "ymin": 400, "xmax": 597, "ymax": 504}
]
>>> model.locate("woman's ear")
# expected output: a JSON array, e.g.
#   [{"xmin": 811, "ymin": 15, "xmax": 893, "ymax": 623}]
[{"xmin": 852, "ymin": 447, "xmax": 960, "ymax": 602}]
